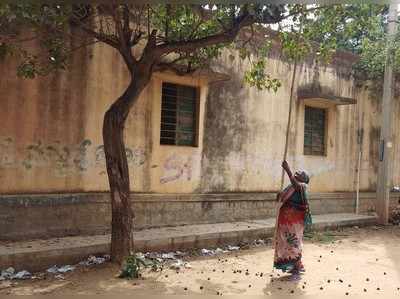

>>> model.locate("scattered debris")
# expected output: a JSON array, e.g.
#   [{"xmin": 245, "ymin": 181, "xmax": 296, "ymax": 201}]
[
  {"xmin": 79, "ymin": 255, "xmax": 109, "ymax": 266},
  {"xmin": 200, "ymin": 248, "xmax": 214, "ymax": 256},
  {"xmin": 252, "ymin": 239, "xmax": 266, "ymax": 246},
  {"xmin": 0, "ymin": 268, "xmax": 15, "ymax": 280},
  {"xmin": 227, "ymin": 245, "xmax": 240, "ymax": 251},
  {"xmin": 47, "ymin": 265, "xmax": 74, "ymax": 274},
  {"xmin": 169, "ymin": 260, "xmax": 191, "ymax": 270},
  {"xmin": 0, "ymin": 268, "xmax": 32, "ymax": 280},
  {"xmin": 57, "ymin": 265, "xmax": 75, "ymax": 273},
  {"xmin": 161, "ymin": 252, "xmax": 176, "ymax": 260},
  {"xmin": 46, "ymin": 266, "xmax": 59, "ymax": 274},
  {"xmin": 13, "ymin": 270, "xmax": 32, "ymax": 280},
  {"xmin": 215, "ymin": 248, "xmax": 228, "ymax": 254},
  {"xmin": 199, "ymin": 245, "xmax": 240, "ymax": 256}
]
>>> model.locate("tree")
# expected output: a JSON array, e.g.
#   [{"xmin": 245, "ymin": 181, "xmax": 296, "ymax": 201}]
[
  {"xmin": 299, "ymin": 4, "xmax": 400, "ymax": 80},
  {"xmin": 0, "ymin": 3, "xmax": 388, "ymax": 263}
]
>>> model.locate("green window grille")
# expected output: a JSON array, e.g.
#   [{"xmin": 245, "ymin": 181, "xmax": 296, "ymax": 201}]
[
  {"xmin": 160, "ymin": 83, "xmax": 198, "ymax": 146},
  {"xmin": 304, "ymin": 106, "xmax": 326, "ymax": 156}
]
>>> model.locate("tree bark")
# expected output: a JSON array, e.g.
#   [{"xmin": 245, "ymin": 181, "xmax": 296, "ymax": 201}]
[{"xmin": 103, "ymin": 74, "xmax": 149, "ymax": 263}]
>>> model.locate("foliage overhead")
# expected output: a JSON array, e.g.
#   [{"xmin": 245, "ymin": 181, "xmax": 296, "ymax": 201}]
[
  {"xmin": 0, "ymin": 3, "xmax": 397, "ymax": 87},
  {"xmin": 299, "ymin": 3, "xmax": 400, "ymax": 80}
]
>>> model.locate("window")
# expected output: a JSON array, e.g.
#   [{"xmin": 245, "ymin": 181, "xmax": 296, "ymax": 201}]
[
  {"xmin": 304, "ymin": 106, "xmax": 326, "ymax": 155},
  {"xmin": 160, "ymin": 82, "xmax": 198, "ymax": 146}
]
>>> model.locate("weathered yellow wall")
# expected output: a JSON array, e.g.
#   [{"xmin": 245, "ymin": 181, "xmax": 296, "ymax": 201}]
[
  {"xmin": 200, "ymin": 49, "xmax": 399, "ymax": 193},
  {"xmin": 0, "ymin": 39, "xmax": 397, "ymax": 194},
  {"xmin": 0, "ymin": 41, "xmax": 209, "ymax": 194}
]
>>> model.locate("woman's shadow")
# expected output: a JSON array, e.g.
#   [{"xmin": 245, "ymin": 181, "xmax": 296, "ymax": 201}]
[{"xmin": 263, "ymin": 273, "xmax": 306, "ymax": 296}]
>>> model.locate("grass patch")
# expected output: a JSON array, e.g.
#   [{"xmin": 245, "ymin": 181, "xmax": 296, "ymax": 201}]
[{"xmin": 304, "ymin": 230, "xmax": 348, "ymax": 243}]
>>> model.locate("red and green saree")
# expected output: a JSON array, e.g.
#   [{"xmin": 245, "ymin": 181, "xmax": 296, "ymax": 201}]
[{"xmin": 273, "ymin": 183, "xmax": 312, "ymax": 273}]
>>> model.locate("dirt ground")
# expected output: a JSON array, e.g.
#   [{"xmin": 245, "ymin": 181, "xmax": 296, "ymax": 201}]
[{"xmin": 2, "ymin": 225, "xmax": 400, "ymax": 296}]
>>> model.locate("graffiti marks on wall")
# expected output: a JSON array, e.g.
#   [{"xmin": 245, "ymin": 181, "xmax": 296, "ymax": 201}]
[
  {"xmin": 94, "ymin": 145, "xmax": 146, "ymax": 169},
  {"xmin": 126, "ymin": 148, "xmax": 146, "ymax": 167},
  {"xmin": 20, "ymin": 139, "xmax": 93, "ymax": 176},
  {"xmin": 160, "ymin": 154, "xmax": 193, "ymax": 184},
  {"xmin": 0, "ymin": 136, "xmax": 146, "ymax": 177},
  {"xmin": 0, "ymin": 137, "xmax": 16, "ymax": 168}
]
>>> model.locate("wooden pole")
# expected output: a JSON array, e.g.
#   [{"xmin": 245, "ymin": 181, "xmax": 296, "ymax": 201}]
[
  {"xmin": 376, "ymin": 2, "xmax": 397, "ymax": 225},
  {"xmin": 280, "ymin": 60, "xmax": 298, "ymax": 190},
  {"xmin": 273, "ymin": 60, "xmax": 298, "ymax": 269}
]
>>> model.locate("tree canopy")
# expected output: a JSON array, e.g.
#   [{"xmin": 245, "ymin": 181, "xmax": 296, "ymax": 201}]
[{"xmin": 1, "ymin": 4, "xmax": 395, "ymax": 87}]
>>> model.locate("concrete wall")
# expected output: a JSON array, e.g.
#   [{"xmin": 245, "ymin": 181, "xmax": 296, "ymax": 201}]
[
  {"xmin": 1, "ymin": 42, "xmax": 393, "ymax": 195},
  {"xmin": 1, "ymin": 192, "xmax": 397, "ymax": 240},
  {"xmin": 0, "ymin": 42, "xmax": 209, "ymax": 194}
]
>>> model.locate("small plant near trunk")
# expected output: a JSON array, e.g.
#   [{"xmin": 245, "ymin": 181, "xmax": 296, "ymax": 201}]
[{"xmin": 118, "ymin": 255, "xmax": 161, "ymax": 279}]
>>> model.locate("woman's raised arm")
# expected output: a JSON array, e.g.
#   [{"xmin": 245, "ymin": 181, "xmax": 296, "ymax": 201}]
[{"xmin": 281, "ymin": 160, "xmax": 302, "ymax": 191}]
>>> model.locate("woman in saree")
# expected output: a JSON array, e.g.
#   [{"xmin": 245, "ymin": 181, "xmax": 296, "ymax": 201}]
[{"xmin": 273, "ymin": 160, "xmax": 312, "ymax": 275}]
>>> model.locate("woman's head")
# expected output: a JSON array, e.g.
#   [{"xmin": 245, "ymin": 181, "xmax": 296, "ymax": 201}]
[{"xmin": 295, "ymin": 170, "xmax": 310, "ymax": 184}]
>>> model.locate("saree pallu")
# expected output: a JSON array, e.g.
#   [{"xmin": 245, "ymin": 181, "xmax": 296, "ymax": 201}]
[{"xmin": 273, "ymin": 184, "xmax": 312, "ymax": 272}]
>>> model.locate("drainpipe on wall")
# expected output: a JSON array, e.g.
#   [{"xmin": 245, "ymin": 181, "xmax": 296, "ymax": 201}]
[{"xmin": 356, "ymin": 108, "xmax": 364, "ymax": 214}]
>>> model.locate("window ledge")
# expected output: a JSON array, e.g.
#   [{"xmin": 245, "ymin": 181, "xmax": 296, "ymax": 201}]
[{"xmin": 298, "ymin": 91, "xmax": 356, "ymax": 106}]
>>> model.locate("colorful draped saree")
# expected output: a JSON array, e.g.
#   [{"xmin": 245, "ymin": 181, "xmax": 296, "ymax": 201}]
[{"xmin": 273, "ymin": 183, "xmax": 312, "ymax": 273}]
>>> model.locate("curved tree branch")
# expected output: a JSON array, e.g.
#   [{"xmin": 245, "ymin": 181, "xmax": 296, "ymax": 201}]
[{"xmin": 155, "ymin": 13, "xmax": 254, "ymax": 56}]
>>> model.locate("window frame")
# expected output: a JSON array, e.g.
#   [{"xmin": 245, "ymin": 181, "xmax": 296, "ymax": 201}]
[
  {"xmin": 303, "ymin": 105, "xmax": 328, "ymax": 156},
  {"xmin": 159, "ymin": 82, "xmax": 200, "ymax": 147}
]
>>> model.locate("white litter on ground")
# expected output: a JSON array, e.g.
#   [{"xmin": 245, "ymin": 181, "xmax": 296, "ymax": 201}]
[
  {"xmin": 169, "ymin": 260, "xmax": 192, "ymax": 270},
  {"xmin": 161, "ymin": 252, "xmax": 176, "ymax": 259},
  {"xmin": 0, "ymin": 268, "xmax": 15, "ymax": 280},
  {"xmin": 57, "ymin": 265, "xmax": 75, "ymax": 273},
  {"xmin": 13, "ymin": 270, "xmax": 32, "ymax": 280},
  {"xmin": 46, "ymin": 266, "xmax": 59, "ymax": 274},
  {"xmin": 0, "ymin": 268, "xmax": 32, "ymax": 280},
  {"xmin": 215, "ymin": 248, "xmax": 228, "ymax": 254},
  {"xmin": 79, "ymin": 255, "xmax": 109, "ymax": 266},
  {"xmin": 200, "ymin": 248, "xmax": 215, "ymax": 256},
  {"xmin": 227, "ymin": 245, "xmax": 240, "ymax": 251}
]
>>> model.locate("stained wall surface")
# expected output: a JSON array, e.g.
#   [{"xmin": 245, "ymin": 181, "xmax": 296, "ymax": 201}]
[{"xmin": 0, "ymin": 36, "xmax": 398, "ymax": 195}]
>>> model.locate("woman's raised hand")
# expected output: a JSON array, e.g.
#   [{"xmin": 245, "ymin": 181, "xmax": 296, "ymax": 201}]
[{"xmin": 281, "ymin": 160, "xmax": 289, "ymax": 170}]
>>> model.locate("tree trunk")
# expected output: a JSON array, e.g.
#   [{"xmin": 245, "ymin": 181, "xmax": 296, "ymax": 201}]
[{"xmin": 103, "ymin": 76, "xmax": 149, "ymax": 263}]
